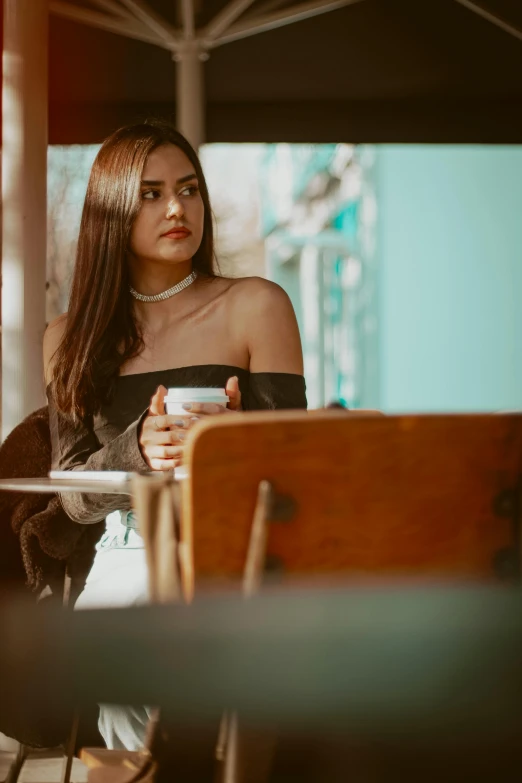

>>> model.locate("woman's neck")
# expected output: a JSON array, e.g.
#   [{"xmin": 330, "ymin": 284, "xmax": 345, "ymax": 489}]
[
  {"xmin": 128, "ymin": 257, "xmax": 193, "ymax": 297},
  {"xmin": 131, "ymin": 270, "xmax": 212, "ymax": 333}
]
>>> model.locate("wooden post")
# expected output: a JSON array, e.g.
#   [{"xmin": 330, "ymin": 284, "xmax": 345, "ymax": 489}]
[{"xmin": 1, "ymin": 0, "xmax": 48, "ymax": 440}]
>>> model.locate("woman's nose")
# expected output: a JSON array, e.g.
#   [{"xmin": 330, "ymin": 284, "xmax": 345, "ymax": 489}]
[{"xmin": 166, "ymin": 197, "xmax": 184, "ymax": 219}]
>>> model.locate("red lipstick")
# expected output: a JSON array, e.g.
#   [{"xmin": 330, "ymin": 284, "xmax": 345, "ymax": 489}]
[{"xmin": 162, "ymin": 227, "xmax": 191, "ymax": 239}]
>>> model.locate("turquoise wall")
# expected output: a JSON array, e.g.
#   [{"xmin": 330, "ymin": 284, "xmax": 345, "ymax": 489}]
[{"xmin": 376, "ymin": 145, "xmax": 522, "ymax": 412}]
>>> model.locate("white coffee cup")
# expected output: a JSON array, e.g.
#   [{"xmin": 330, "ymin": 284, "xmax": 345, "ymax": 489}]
[{"xmin": 164, "ymin": 387, "xmax": 229, "ymax": 417}]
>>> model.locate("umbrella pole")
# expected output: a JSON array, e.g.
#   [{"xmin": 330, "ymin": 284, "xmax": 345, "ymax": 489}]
[
  {"xmin": 174, "ymin": 42, "xmax": 206, "ymax": 151},
  {"xmin": 174, "ymin": 0, "xmax": 206, "ymax": 150}
]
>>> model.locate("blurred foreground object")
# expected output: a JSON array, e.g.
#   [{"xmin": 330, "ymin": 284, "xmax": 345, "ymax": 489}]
[{"xmin": 1, "ymin": 587, "xmax": 522, "ymax": 781}]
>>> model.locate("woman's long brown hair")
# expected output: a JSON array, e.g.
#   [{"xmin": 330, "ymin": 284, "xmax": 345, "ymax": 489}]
[{"xmin": 50, "ymin": 121, "xmax": 216, "ymax": 421}]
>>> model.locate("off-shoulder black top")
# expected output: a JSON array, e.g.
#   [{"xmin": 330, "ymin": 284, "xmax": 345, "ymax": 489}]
[{"xmin": 48, "ymin": 365, "xmax": 307, "ymax": 525}]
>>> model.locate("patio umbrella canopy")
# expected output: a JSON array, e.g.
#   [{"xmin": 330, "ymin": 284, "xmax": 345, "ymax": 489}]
[{"xmin": 35, "ymin": 0, "xmax": 522, "ymax": 144}]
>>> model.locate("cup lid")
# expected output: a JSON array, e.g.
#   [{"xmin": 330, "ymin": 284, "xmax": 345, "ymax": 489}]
[{"xmin": 165, "ymin": 387, "xmax": 229, "ymax": 401}]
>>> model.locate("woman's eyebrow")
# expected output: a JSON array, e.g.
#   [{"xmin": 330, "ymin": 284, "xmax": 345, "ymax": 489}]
[
  {"xmin": 177, "ymin": 173, "xmax": 198, "ymax": 184},
  {"xmin": 140, "ymin": 174, "xmax": 198, "ymax": 186}
]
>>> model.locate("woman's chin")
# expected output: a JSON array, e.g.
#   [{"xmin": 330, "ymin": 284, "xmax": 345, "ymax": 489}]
[{"xmin": 143, "ymin": 252, "xmax": 194, "ymax": 266}]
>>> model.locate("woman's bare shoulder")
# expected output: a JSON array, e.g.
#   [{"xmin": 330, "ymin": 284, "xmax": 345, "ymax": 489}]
[
  {"xmin": 227, "ymin": 276, "xmax": 289, "ymax": 307},
  {"xmin": 44, "ymin": 313, "xmax": 67, "ymax": 345},
  {"xmin": 226, "ymin": 276, "xmax": 303, "ymax": 373},
  {"xmin": 43, "ymin": 313, "xmax": 68, "ymax": 383}
]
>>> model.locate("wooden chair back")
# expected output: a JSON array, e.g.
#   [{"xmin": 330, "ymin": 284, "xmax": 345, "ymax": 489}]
[{"xmin": 180, "ymin": 411, "xmax": 522, "ymax": 600}]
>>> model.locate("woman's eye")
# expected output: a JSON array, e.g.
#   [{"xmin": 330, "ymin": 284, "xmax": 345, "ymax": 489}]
[
  {"xmin": 142, "ymin": 189, "xmax": 160, "ymax": 200},
  {"xmin": 180, "ymin": 185, "xmax": 199, "ymax": 197}
]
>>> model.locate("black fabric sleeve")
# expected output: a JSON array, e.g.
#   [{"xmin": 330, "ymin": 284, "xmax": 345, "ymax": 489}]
[
  {"xmin": 246, "ymin": 373, "xmax": 307, "ymax": 411},
  {"xmin": 48, "ymin": 394, "xmax": 150, "ymax": 525}
]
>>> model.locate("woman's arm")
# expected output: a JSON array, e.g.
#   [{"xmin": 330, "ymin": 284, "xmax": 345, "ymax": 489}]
[
  {"xmin": 44, "ymin": 317, "xmax": 149, "ymax": 524},
  {"xmin": 232, "ymin": 278, "xmax": 307, "ymax": 411},
  {"xmin": 47, "ymin": 396, "xmax": 150, "ymax": 524},
  {"xmin": 236, "ymin": 278, "xmax": 304, "ymax": 374}
]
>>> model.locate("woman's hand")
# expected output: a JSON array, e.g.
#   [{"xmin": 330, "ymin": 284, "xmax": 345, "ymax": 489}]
[
  {"xmin": 181, "ymin": 375, "xmax": 242, "ymax": 415},
  {"xmin": 139, "ymin": 378, "xmax": 242, "ymax": 471},
  {"xmin": 139, "ymin": 385, "xmax": 183, "ymax": 471},
  {"xmin": 173, "ymin": 375, "xmax": 242, "ymax": 428}
]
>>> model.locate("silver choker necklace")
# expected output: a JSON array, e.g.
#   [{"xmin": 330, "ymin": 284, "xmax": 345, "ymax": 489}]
[{"xmin": 130, "ymin": 270, "xmax": 197, "ymax": 303}]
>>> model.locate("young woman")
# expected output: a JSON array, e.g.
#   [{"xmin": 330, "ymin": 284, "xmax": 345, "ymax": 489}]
[{"xmin": 43, "ymin": 121, "xmax": 306, "ymax": 750}]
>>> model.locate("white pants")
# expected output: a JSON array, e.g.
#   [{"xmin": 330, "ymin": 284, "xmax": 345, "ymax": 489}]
[{"xmin": 75, "ymin": 510, "xmax": 152, "ymax": 751}]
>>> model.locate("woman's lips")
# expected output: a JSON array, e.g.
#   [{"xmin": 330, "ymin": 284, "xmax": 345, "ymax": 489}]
[{"xmin": 162, "ymin": 228, "xmax": 191, "ymax": 239}]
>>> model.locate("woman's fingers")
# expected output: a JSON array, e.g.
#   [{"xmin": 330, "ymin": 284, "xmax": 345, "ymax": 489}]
[
  {"xmin": 140, "ymin": 387, "xmax": 191, "ymax": 469},
  {"xmin": 145, "ymin": 413, "xmax": 201, "ymax": 432},
  {"xmin": 182, "ymin": 402, "xmax": 236, "ymax": 416},
  {"xmin": 148, "ymin": 457, "xmax": 182, "ymax": 471},
  {"xmin": 146, "ymin": 428, "xmax": 187, "ymax": 445},
  {"xmin": 149, "ymin": 385, "xmax": 167, "ymax": 417},
  {"xmin": 148, "ymin": 413, "xmax": 175, "ymax": 431},
  {"xmin": 171, "ymin": 416, "xmax": 200, "ymax": 430},
  {"xmin": 226, "ymin": 376, "xmax": 242, "ymax": 411},
  {"xmin": 146, "ymin": 444, "xmax": 183, "ymax": 460}
]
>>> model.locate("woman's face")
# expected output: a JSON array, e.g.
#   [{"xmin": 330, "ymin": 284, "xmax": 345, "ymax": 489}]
[{"xmin": 129, "ymin": 143, "xmax": 205, "ymax": 267}]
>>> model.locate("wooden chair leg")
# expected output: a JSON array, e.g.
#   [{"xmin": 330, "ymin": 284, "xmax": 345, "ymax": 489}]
[
  {"xmin": 220, "ymin": 714, "xmax": 276, "ymax": 783},
  {"xmin": 5, "ymin": 743, "xmax": 29, "ymax": 783},
  {"xmin": 62, "ymin": 568, "xmax": 73, "ymax": 609},
  {"xmin": 214, "ymin": 482, "xmax": 277, "ymax": 783},
  {"xmin": 215, "ymin": 712, "xmax": 229, "ymax": 765},
  {"xmin": 61, "ymin": 709, "xmax": 80, "ymax": 783},
  {"xmin": 222, "ymin": 713, "xmax": 239, "ymax": 783},
  {"xmin": 132, "ymin": 474, "xmax": 182, "ymax": 604}
]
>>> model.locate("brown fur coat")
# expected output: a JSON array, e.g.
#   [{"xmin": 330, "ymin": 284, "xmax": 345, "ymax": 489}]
[
  {"xmin": 0, "ymin": 407, "xmax": 103, "ymax": 747},
  {"xmin": 0, "ymin": 406, "xmax": 102, "ymax": 595}
]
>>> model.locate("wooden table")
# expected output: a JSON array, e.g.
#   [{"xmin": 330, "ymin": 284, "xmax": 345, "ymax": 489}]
[
  {"xmin": 0, "ymin": 470, "xmax": 186, "ymax": 496},
  {"xmin": 0, "ymin": 476, "xmax": 133, "ymax": 494}
]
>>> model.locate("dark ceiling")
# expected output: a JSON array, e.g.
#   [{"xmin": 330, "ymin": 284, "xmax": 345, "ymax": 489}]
[{"xmin": 6, "ymin": 0, "xmax": 522, "ymax": 143}]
